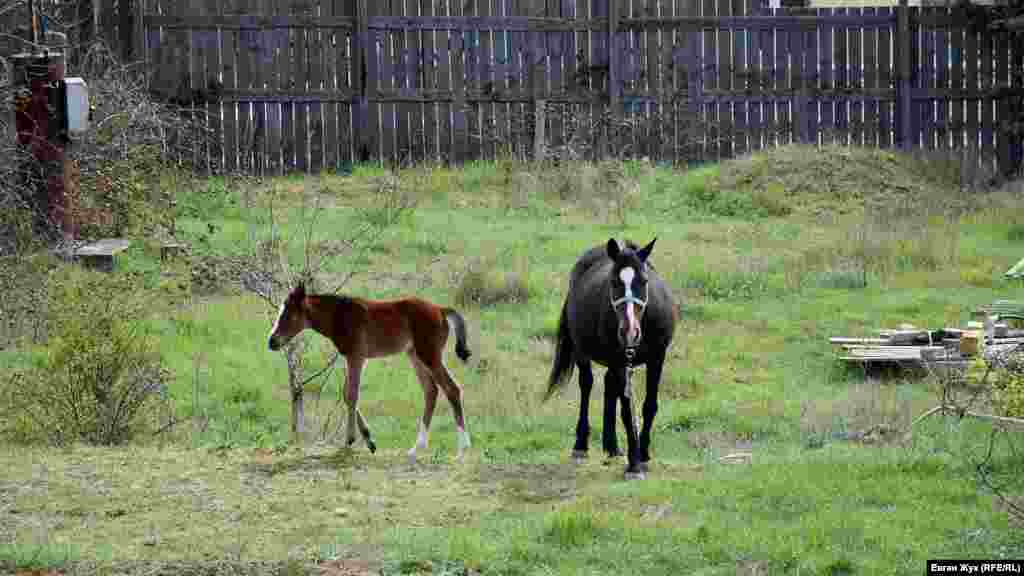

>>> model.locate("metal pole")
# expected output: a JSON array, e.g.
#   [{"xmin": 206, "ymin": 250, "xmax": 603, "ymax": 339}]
[{"xmin": 28, "ymin": 0, "xmax": 39, "ymax": 48}]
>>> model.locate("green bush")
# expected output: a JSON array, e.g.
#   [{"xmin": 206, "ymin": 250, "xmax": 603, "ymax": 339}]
[
  {"xmin": 1, "ymin": 265, "xmax": 171, "ymax": 446},
  {"xmin": 454, "ymin": 256, "xmax": 532, "ymax": 308}
]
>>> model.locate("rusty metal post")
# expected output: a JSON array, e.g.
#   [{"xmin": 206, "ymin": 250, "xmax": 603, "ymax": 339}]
[{"xmin": 12, "ymin": 49, "xmax": 72, "ymax": 242}]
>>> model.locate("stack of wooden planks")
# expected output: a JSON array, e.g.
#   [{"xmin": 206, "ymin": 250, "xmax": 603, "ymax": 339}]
[{"xmin": 832, "ymin": 325, "xmax": 968, "ymax": 365}]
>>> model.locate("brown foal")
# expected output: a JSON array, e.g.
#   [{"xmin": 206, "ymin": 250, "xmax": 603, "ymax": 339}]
[{"xmin": 267, "ymin": 283, "xmax": 472, "ymax": 462}]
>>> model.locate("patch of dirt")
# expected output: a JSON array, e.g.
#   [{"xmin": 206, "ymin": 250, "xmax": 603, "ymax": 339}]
[
  {"xmin": 473, "ymin": 462, "xmax": 586, "ymax": 505},
  {"xmin": 315, "ymin": 558, "xmax": 379, "ymax": 576}
]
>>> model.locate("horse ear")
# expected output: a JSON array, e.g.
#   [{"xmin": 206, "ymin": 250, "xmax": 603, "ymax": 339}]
[
  {"xmin": 606, "ymin": 238, "xmax": 621, "ymax": 260},
  {"xmin": 637, "ymin": 237, "xmax": 657, "ymax": 262}
]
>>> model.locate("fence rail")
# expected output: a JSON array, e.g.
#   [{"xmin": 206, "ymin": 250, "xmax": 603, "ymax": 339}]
[{"xmin": 129, "ymin": 0, "xmax": 1024, "ymax": 174}]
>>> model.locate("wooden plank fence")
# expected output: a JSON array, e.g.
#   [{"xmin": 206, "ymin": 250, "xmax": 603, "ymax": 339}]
[{"xmin": 130, "ymin": 0, "xmax": 1024, "ymax": 173}]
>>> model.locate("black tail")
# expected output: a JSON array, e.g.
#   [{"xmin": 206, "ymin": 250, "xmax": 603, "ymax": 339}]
[
  {"xmin": 544, "ymin": 300, "xmax": 575, "ymax": 401},
  {"xmin": 443, "ymin": 308, "xmax": 472, "ymax": 363}
]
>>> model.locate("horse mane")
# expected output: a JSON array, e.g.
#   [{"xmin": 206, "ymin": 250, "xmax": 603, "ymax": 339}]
[{"xmin": 310, "ymin": 292, "xmax": 359, "ymax": 307}]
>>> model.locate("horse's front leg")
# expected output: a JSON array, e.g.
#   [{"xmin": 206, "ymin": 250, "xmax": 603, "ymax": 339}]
[
  {"xmin": 344, "ymin": 355, "xmax": 367, "ymax": 450},
  {"xmin": 638, "ymin": 349, "xmax": 666, "ymax": 472},
  {"xmin": 602, "ymin": 369, "xmax": 622, "ymax": 458},
  {"xmin": 619, "ymin": 365, "xmax": 643, "ymax": 480},
  {"xmin": 573, "ymin": 360, "xmax": 594, "ymax": 461}
]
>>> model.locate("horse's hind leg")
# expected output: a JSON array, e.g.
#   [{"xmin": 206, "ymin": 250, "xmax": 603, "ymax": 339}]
[
  {"xmin": 428, "ymin": 359, "xmax": 470, "ymax": 461},
  {"xmin": 407, "ymin": 351, "xmax": 439, "ymax": 464},
  {"xmin": 573, "ymin": 359, "xmax": 594, "ymax": 460},
  {"xmin": 355, "ymin": 408, "xmax": 375, "ymax": 454},
  {"xmin": 344, "ymin": 356, "xmax": 374, "ymax": 452}
]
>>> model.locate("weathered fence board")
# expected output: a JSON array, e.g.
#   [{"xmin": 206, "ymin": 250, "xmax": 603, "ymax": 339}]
[{"xmin": 131, "ymin": 1, "xmax": 1023, "ymax": 173}]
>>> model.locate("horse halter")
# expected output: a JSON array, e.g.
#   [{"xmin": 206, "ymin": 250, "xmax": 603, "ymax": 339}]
[
  {"xmin": 610, "ymin": 266, "xmax": 649, "ymax": 318},
  {"xmin": 610, "ymin": 266, "xmax": 649, "ymax": 358}
]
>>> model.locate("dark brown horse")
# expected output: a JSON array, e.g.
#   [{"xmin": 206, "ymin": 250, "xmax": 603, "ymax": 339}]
[
  {"xmin": 545, "ymin": 238, "xmax": 677, "ymax": 480},
  {"xmin": 268, "ymin": 283, "xmax": 472, "ymax": 462}
]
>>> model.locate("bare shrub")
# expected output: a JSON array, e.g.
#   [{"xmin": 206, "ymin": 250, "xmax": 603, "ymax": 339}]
[{"xmin": 1, "ymin": 265, "xmax": 171, "ymax": 446}]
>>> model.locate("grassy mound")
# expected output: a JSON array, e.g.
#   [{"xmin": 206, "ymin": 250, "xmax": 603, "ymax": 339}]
[{"xmin": 716, "ymin": 144, "xmax": 977, "ymax": 217}]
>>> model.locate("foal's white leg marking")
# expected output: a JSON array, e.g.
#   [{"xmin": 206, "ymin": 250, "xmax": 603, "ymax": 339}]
[
  {"xmin": 407, "ymin": 353, "xmax": 438, "ymax": 464},
  {"xmin": 456, "ymin": 426, "xmax": 471, "ymax": 461},
  {"xmin": 344, "ymin": 358, "xmax": 364, "ymax": 447},
  {"xmin": 407, "ymin": 419, "xmax": 430, "ymax": 464}
]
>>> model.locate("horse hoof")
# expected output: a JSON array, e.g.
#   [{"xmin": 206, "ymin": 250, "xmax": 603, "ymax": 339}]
[
  {"xmin": 572, "ymin": 450, "xmax": 588, "ymax": 462},
  {"xmin": 639, "ymin": 461, "xmax": 650, "ymax": 472},
  {"xmin": 367, "ymin": 441, "xmax": 377, "ymax": 454},
  {"xmin": 624, "ymin": 469, "xmax": 646, "ymax": 481}
]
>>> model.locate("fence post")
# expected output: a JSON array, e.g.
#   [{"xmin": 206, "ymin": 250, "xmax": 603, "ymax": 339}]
[
  {"xmin": 12, "ymin": 49, "xmax": 73, "ymax": 242},
  {"xmin": 354, "ymin": 0, "xmax": 373, "ymax": 162},
  {"xmin": 896, "ymin": 0, "xmax": 912, "ymax": 151},
  {"xmin": 607, "ymin": 0, "xmax": 619, "ymax": 159},
  {"xmin": 533, "ymin": 99, "xmax": 546, "ymax": 160}
]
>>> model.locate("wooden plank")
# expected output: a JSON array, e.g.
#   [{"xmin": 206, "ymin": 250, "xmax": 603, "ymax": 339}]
[
  {"xmin": 435, "ymin": 0, "xmax": 452, "ymax": 162},
  {"xmin": 964, "ymin": 17, "xmax": 978, "ymax": 153},
  {"xmin": 746, "ymin": 10, "xmax": 761, "ymax": 153},
  {"xmin": 847, "ymin": 7, "xmax": 861, "ymax": 146},
  {"xmin": 801, "ymin": 11, "xmax": 816, "ymax": 145},
  {"xmin": 220, "ymin": 0, "xmax": 238, "ymax": 172},
  {"xmin": 189, "ymin": 0, "xmax": 204, "ymax": 170},
  {"xmin": 420, "ymin": 0, "xmax": 438, "ymax": 162},
  {"xmin": 702, "ymin": 0, "xmax": 717, "ymax": 159},
  {"xmin": 878, "ymin": 7, "xmax": 892, "ymax": 148},
  {"xmin": 261, "ymin": 0, "xmax": 281, "ymax": 174},
  {"xmin": 774, "ymin": 15, "xmax": 790, "ymax": 146},
  {"xmin": 337, "ymin": 0, "xmax": 355, "ymax": 167},
  {"xmin": 608, "ymin": 0, "xmax": 623, "ymax": 157},
  {"xmin": 980, "ymin": 21, "xmax": 993, "ymax": 167},
  {"xmin": 563, "ymin": 0, "xmax": 578, "ymax": 157},
  {"xmin": 405, "ymin": 0, "xmax": 424, "ymax": 164},
  {"xmin": 659, "ymin": 0, "xmax": 676, "ymax": 160},
  {"xmin": 731, "ymin": 4, "xmax": 746, "ymax": 158},
  {"xmin": 247, "ymin": 1, "xmax": 268, "ymax": 174},
  {"xmin": 922, "ymin": 7, "xmax": 935, "ymax": 151},
  {"xmin": 835, "ymin": 8, "xmax": 850, "ymax": 145},
  {"xmin": 819, "ymin": 7, "xmax": 834, "ymax": 146},
  {"xmin": 322, "ymin": 0, "xmax": 340, "ymax": 172},
  {"xmin": 293, "ymin": 0, "xmax": 310, "ymax": 171},
  {"xmin": 995, "ymin": 27, "xmax": 1010, "ymax": 174},
  {"xmin": 462, "ymin": 0, "xmax": 480, "ymax": 163},
  {"xmin": 75, "ymin": 239, "xmax": 132, "ymax": 273},
  {"xmin": 307, "ymin": 0, "xmax": 325, "ymax": 173},
  {"xmin": 234, "ymin": 0, "xmax": 254, "ymax": 172},
  {"xmin": 647, "ymin": 0, "xmax": 661, "ymax": 159},
  {"xmin": 829, "ymin": 337, "xmax": 890, "ymax": 345},
  {"xmin": 718, "ymin": 0, "xmax": 733, "ymax": 158},
  {"xmin": 450, "ymin": 0, "xmax": 469, "ymax": 163},
  {"xmin": 547, "ymin": 0, "xmax": 563, "ymax": 157},
  {"xmin": 935, "ymin": 9, "xmax": 948, "ymax": 152},
  {"xmin": 382, "ymin": 0, "xmax": 401, "ymax": 165},
  {"xmin": 145, "ymin": 14, "xmax": 358, "ymax": 29},
  {"xmin": 202, "ymin": 0, "xmax": 222, "ymax": 174},
  {"xmin": 862, "ymin": 7, "xmax": 876, "ymax": 147},
  {"xmin": 277, "ymin": 2, "xmax": 294, "ymax": 171},
  {"xmin": 761, "ymin": 13, "xmax": 776, "ymax": 149}
]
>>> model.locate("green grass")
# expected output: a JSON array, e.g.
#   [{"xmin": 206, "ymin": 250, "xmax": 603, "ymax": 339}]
[{"xmin": 2, "ymin": 145, "xmax": 1024, "ymax": 575}]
